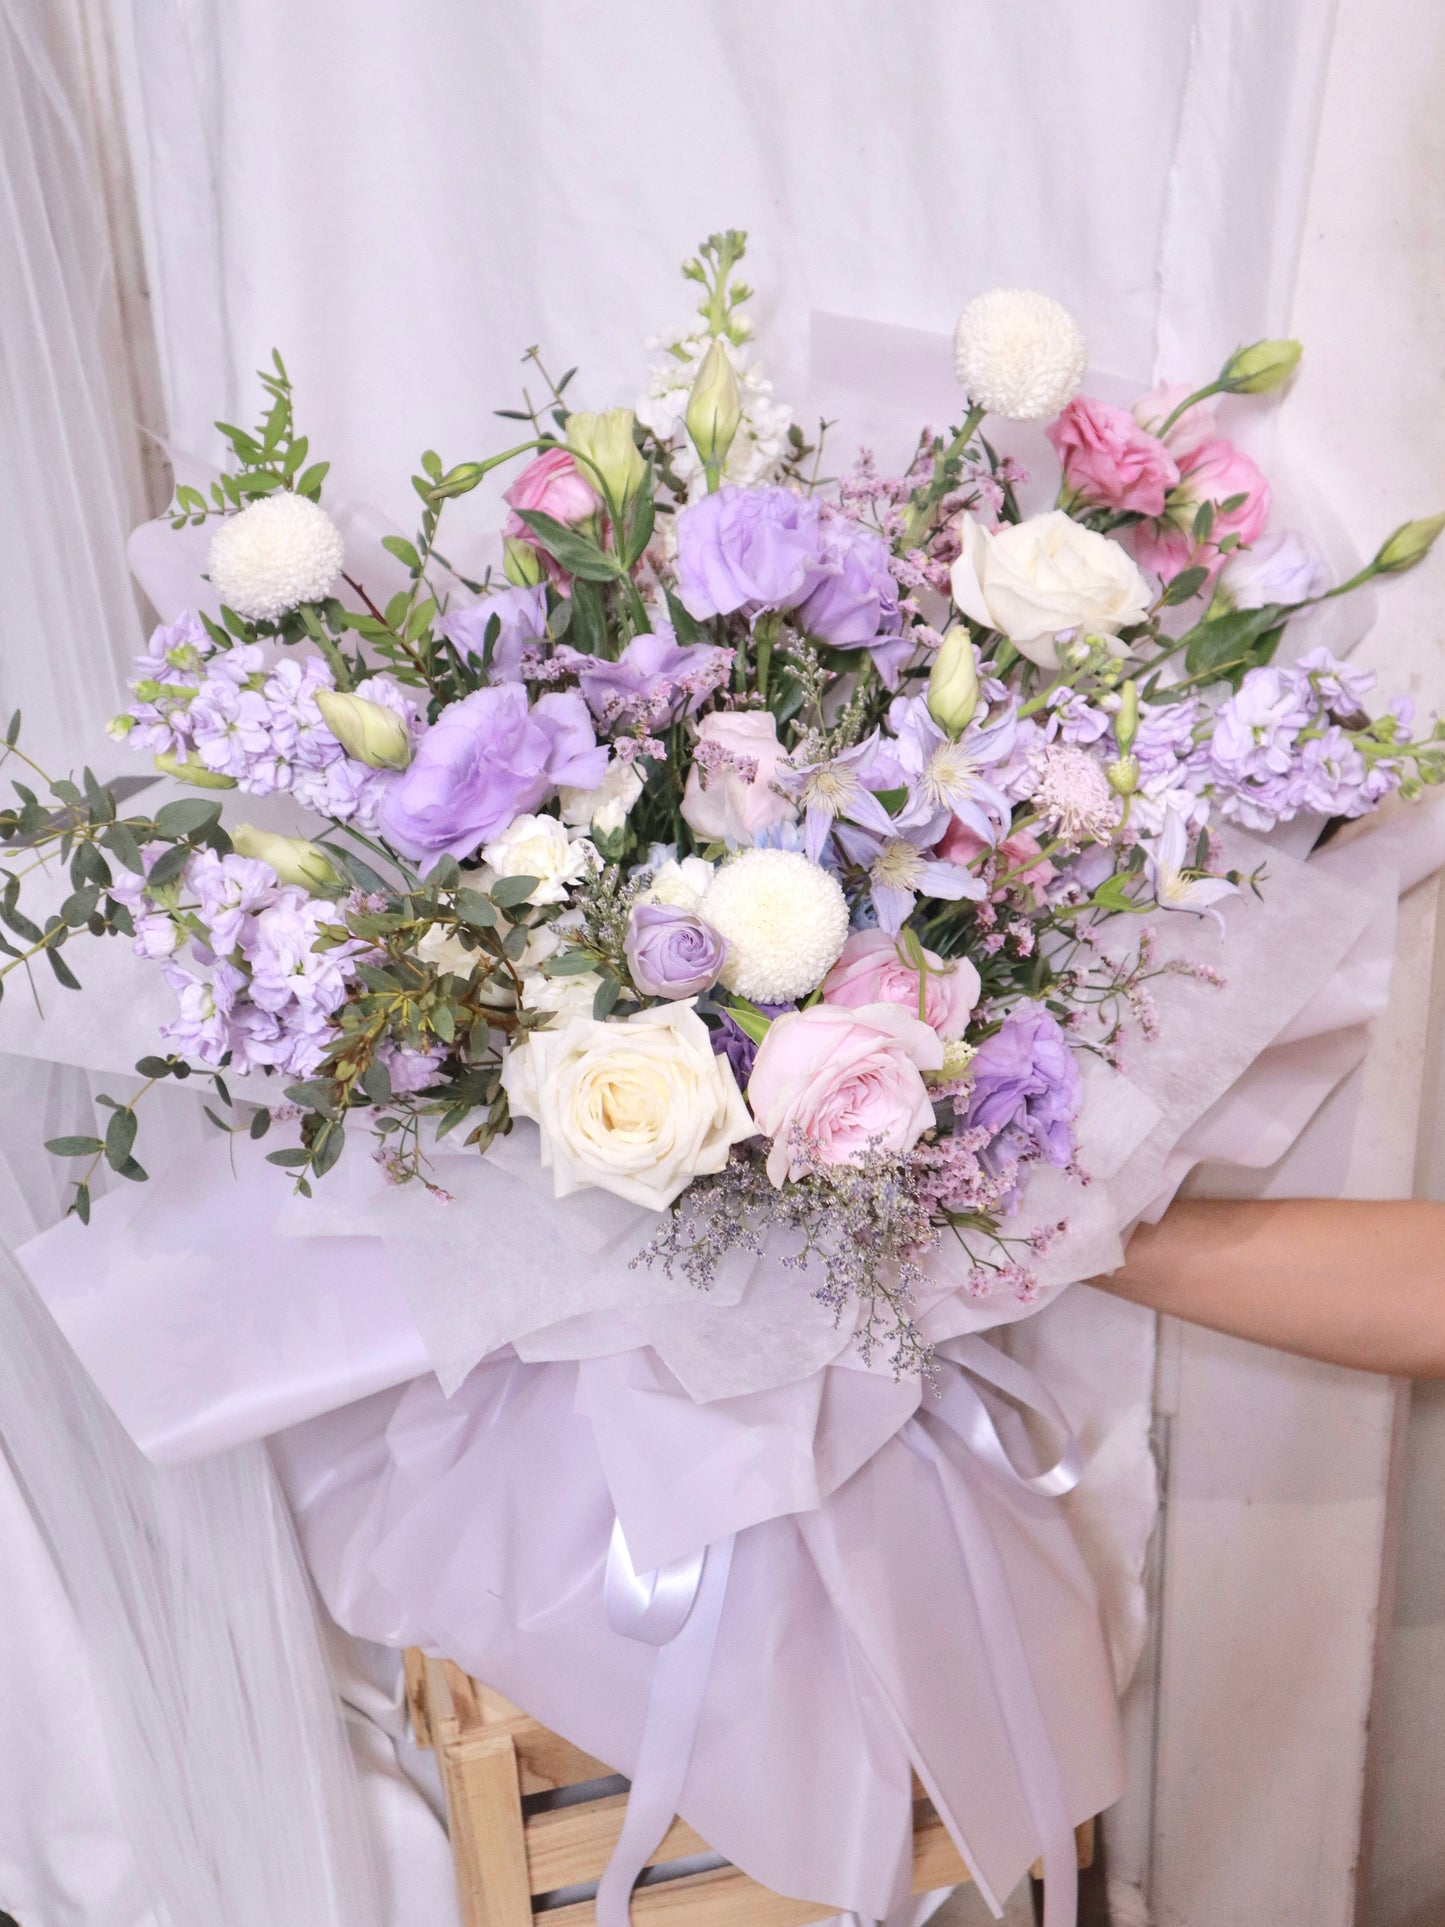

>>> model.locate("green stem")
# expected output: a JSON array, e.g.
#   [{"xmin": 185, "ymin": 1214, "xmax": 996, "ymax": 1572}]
[{"xmin": 901, "ymin": 404, "xmax": 986, "ymax": 548}]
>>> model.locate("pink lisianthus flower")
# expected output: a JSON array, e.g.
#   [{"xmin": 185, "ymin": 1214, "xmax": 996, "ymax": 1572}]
[
  {"xmin": 939, "ymin": 819, "xmax": 1058, "ymax": 895},
  {"xmin": 1133, "ymin": 381, "xmax": 1219, "ymax": 462},
  {"xmin": 1132, "ymin": 437, "xmax": 1272, "ymax": 584},
  {"xmin": 1046, "ymin": 397, "xmax": 1179, "ymax": 518},
  {"xmin": 821, "ymin": 929, "xmax": 980, "ymax": 1041},
  {"xmin": 747, "ymin": 1001, "xmax": 943, "ymax": 1186},
  {"xmin": 503, "ymin": 449, "xmax": 601, "ymax": 586}
]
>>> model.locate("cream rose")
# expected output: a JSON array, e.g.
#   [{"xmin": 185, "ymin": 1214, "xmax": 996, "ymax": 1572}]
[
  {"xmin": 501, "ymin": 1002, "xmax": 755, "ymax": 1210},
  {"xmin": 481, "ymin": 812, "xmax": 596, "ymax": 905},
  {"xmin": 950, "ymin": 510, "xmax": 1151, "ymax": 669}
]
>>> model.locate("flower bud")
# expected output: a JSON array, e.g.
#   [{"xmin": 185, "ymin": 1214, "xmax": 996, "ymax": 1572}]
[
  {"xmin": 927, "ymin": 626, "xmax": 980, "ymax": 736},
  {"xmin": 1106, "ymin": 754, "xmax": 1140, "ymax": 797},
  {"xmin": 106, "ymin": 714, "xmax": 135, "ymax": 741},
  {"xmin": 1374, "ymin": 513, "xmax": 1445, "ymax": 574},
  {"xmin": 502, "ymin": 535, "xmax": 545, "ymax": 587},
  {"xmin": 314, "ymin": 687, "xmax": 412, "ymax": 770},
  {"xmin": 1114, "ymin": 679, "xmax": 1140, "ymax": 755},
  {"xmin": 684, "ymin": 339, "xmax": 742, "ymax": 486},
  {"xmin": 1221, "ymin": 338, "xmax": 1302, "ymax": 394},
  {"xmin": 566, "ymin": 408, "xmax": 646, "ymax": 507},
  {"xmin": 231, "ymin": 823, "xmax": 341, "ymax": 892},
  {"xmin": 153, "ymin": 751, "xmax": 237, "ymax": 790}
]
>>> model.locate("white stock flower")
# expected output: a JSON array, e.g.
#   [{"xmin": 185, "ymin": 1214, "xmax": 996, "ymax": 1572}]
[
  {"xmin": 951, "ymin": 511, "xmax": 1151, "ymax": 670},
  {"xmin": 952, "ymin": 288, "xmax": 1087, "ymax": 422},
  {"xmin": 559, "ymin": 759, "xmax": 645, "ymax": 836},
  {"xmin": 481, "ymin": 813, "xmax": 595, "ymax": 905},
  {"xmin": 641, "ymin": 853, "xmax": 715, "ymax": 911},
  {"xmin": 636, "ymin": 329, "xmax": 792, "ymax": 502},
  {"xmin": 207, "ymin": 494, "xmax": 345, "ymax": 622},
  {"xmin": 699, "ymin": 848, "xmax": 850, "ymax": 1004},
  {"xmin": 501, "ymin": 1002, "xmax": 754, "ymax": 1210}
]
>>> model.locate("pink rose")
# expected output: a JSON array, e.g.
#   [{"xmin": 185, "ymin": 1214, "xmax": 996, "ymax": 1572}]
[
  {"xmin": 680, "ymin": 709, "xmax": 797, "ymax": 844},
  {"xmin": 821, "ymin": 929, "xmax": 980, "ymax": 1041},
  {"xmin": 747, "ymin": 1001, "xmax": 943, "ymax": 1186},
  {"xmin": 1047, "ymin": 397, "xmax": 1179, "ymax": 518},
  {"xmin": 1133, "ymin": 381, "xmax": 1219, "ymax": 461},
  {"xmin": 938, "ymin": 820, "xmax": 1058, "ymax": 895},
  {"xmin": 1132, "ymin": 437, "xmax": 1272, "ymax": 584}
]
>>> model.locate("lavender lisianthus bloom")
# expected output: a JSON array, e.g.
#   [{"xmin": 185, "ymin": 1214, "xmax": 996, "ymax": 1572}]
[
  {"xmin": 710, "ymin": 1003, "xmax": 790, "ymax": 1090},
  {"xmin": 964, "ymin": 1001, "xmax": 1081, "ymax": 1178},
  {"xmin": 560, "ymin": 628, "xmax": 731, "ymax": 730},
  {"xmin": 379, "ymin": 683, "xmax": 606, "ymax": 861},
  {"xmin": 793, "ymin": 516, "xmax": 911, "ymax": 685},
  {"xmin": 625, "ymin": 901, "xmax": 728, "ymax": 999},
  {"xmin": 1214, "ymin": 529, "xmax": 1328, "ymax": 613},
  {"xmin": 439, "ymin": 585, "xmax": 548, "ymax": 680},
  {"xmin": 675, "ymin": 484, "xmax": 824, "ymax": 621}
]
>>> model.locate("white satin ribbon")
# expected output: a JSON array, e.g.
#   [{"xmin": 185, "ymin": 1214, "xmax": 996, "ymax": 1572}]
[
  {"xmin": 595, "ymin": 1522, "xmax": 734, "ymax": 1927},
  {"xmin": 596, "ymin": 1338, "xmax": 1084, "ymax": 1927},
  {"xmin": 907, "ymin": 1337, "xmax": 1083, "ymax": 1927}
]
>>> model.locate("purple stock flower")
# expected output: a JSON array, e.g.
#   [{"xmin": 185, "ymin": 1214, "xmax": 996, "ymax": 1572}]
[
  {"xmin": 675, "ymin": 485, "xmax": 823, "ymax": 621},
  {"xmin": 625, "ymin": 902, "xmax": 728, "ymax": 999},
  {"xmin": 964, "ymin": 1001, "xmax": 1082, "ymax": 1183},
  {"xmin": 439, "ymin": 585, "xmax": 548, "ymax": 680},
  {"xmin": 380, "ymin": 684, "xmax": 606, "ymax": 861},
  {"xmin": 561, "ymin": 628, "xmax": 731, "ymax": 731}
]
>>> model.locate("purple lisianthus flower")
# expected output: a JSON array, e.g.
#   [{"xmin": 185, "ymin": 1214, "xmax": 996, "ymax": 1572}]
[
  {"xmin": 439, "ymin": 585, "xmax": 548, "ymax": 681},
  {"xmin": 379, "ymin": 683, "xmax": 605, "ymax": 861},
  {"xmin": 793, "ymin": 515, "xmax": 909, "ymax": 683},
  {"xmin": 625, "ymin": 902, "xmax": 728, "ymax": 999},
  {"xmin": 675, "ymin": 484, "xmax": 823, "ymax": 621},
  {"xmin": 964, "ymin": 1001, "xmax": 1082, "ymax": 1180},
  {"xmin": 560, "ymin": 628, "xmax": 731, "ymax": 731},
  {"xmin": 1215, "ymin": 529, "xmax": 1328, "ymax": 612},
  {"xmin": 710, "ymin": 1003, "xmax": 790, "ymax": 1090}
]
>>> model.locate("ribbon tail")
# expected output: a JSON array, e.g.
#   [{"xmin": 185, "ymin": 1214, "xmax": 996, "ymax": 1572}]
[{"xmin": 595, "ymin": 1533, "xmax": 735, "ymax": 1927}]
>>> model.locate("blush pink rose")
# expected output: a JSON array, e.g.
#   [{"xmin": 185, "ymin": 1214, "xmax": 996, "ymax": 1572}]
[
  {"xmin": 938, "ymin": 820, "xmax": 1058, "ymax": 894},
  {"xmin": 747, "ymin": 1001, "xmax": 943, "ymax": 1186},
  {"xmin": 1047, "ymin": 397, "xmax": 1180, "ymax": 518},
  {"xmin": 821, "ymin": 929, "xmax": 980, "ymax": 1041},
  {"xmin": 503, "ymin": 448, "xmax": 599, "ymax": 532},
  {"xmin": 680, "ymin": 709, "xmax": 797, "ymax": 844},
  {"xmin": 1131, "ymin": 437, "xmax": 1272, "ymax": 584}
]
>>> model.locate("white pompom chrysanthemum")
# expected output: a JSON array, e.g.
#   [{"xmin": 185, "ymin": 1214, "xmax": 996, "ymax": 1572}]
[
  {"xmin": 699, "ymin": 848, "xmax": 850, "ymax": 1004},
  {"xmin": 953, "ymin": 288, "xmax": 1087, "ymax": 423},
  {"xmin": 207, "ymin": 493, "xmax": 345, "ymax": 622}
]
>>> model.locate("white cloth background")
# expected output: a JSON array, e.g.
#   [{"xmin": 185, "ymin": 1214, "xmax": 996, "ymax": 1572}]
[{"xmin": 2, "ymin": 0, "xmax": 1427, "ymax": 1922}]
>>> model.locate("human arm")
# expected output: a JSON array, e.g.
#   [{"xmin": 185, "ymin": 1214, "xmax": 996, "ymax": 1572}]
[{"xmin": 1096, "ymin": 1197, "xmax": 1445, "ymax": 1377}]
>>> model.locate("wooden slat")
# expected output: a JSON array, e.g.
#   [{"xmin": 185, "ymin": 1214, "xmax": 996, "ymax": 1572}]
[
  {"xmin": 441, "ymin": 1731, "xmax": 535, "ymax": 1927},
  {"xmin": 909, "ymin": 1800, "xmax": 971, "ymax": 1891},
  {"xmin": 542, "ymin": 1862, "xmax": 839, "ymax": 1927},
  {"xmin": 526, "ymin": 1792, "xmax": 711, "ymax": 1893},
  {"xmin": 404, "ymin": 1647, "xmax": 432, "ymax": 1751}
]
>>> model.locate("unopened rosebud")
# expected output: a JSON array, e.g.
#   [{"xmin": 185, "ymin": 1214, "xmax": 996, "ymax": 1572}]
[
  {"xmin": 314, "ymin": 687, "xmax": 412, "ymax": 770},
  {"xmin": 685, "ymin": 339, "xmax": 742, "ymax": 487},
  {"xmin": 927, "ymin": 626, "xmax": 980, "ymax": 736},
  {"xmin": 1114, "ymin": 680, "xmax": 1140, "ymax": 755},
  {"xmin": 153, "ymin": 751, "xmax": 236, "ymax": 790},
  {"xmin": 502, "ymin": 535, "xmax": 545, "ymax": 587},
  {"xmin": 1374, "ymin": 514, "xmax": 1445, "ymax": 575},
  {"xmin": 1106, "ymin": 754, "xmax": 1140, "ymax": 797},
  {"xmin": 1220, "ymin": 338, "xmax": 1302, "ymax": 395},
  {"xmin": 566, "ymin": 408, "xmax": 646, "ymax": 507},
  {"xmin": 231, "ymin": 823, "xmax": 341, "ymax": 893}
]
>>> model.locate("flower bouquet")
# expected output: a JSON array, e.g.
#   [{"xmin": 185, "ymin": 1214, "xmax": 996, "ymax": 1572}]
[
  {"xmin": 7, "ymin": 229, "xmax": 1439, "ymax": 1374},
  {"xmin": 8, "ymin": 229, "xmax": 1445, "ymax": 1926}
]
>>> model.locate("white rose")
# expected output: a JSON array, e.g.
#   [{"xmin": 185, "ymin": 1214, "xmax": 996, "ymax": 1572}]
[
  {"xmin": 501, "ymin": 1002, "xmax": 755, "ymax": 1210},
  {"xmin": 559, "ymin": 759, "xmax": 645, "ymax": 834},
  {"xmin": 520, "ymin": 965, "xmax": 604, "ymax": 1020},
  {"xmin": 481, "ymin": 813, "xmax": 596, "ymax": 905},
  {"xmin": 642, "ymin": 854, "xmax": 715, "ymax": 911},
  {"xmin": 950, "ymin": 510, "xmax": 1151, "ymax": 670},
  {"xmin": 417, "ymin": 918, "xmax": 558, "ymax": 1004}
]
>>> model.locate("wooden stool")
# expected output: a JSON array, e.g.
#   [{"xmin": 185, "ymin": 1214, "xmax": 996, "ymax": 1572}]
[{"xmin": 405, "ymin": 1649, "xmax": 1094, "ymax": 1927}]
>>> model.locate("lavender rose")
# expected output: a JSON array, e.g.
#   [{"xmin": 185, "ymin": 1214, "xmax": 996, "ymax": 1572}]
[
  {"xmin": 963, "ymin": 1000, "xmax": 1081, "ymax": 1173},
  {"xmin": 675, "ymin": 484, "xmax": 823, "ymax": 621},
  {"xmin": 379, "ymin": 683, "xmax": 606, "ymax": 861},
  {"xmin": 625, "ymin": 901, "xmax": 728, "ymax": 999},
  {"xmin": 438, "ymin": 585, "xmax": 548, "ymax": 680}
]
